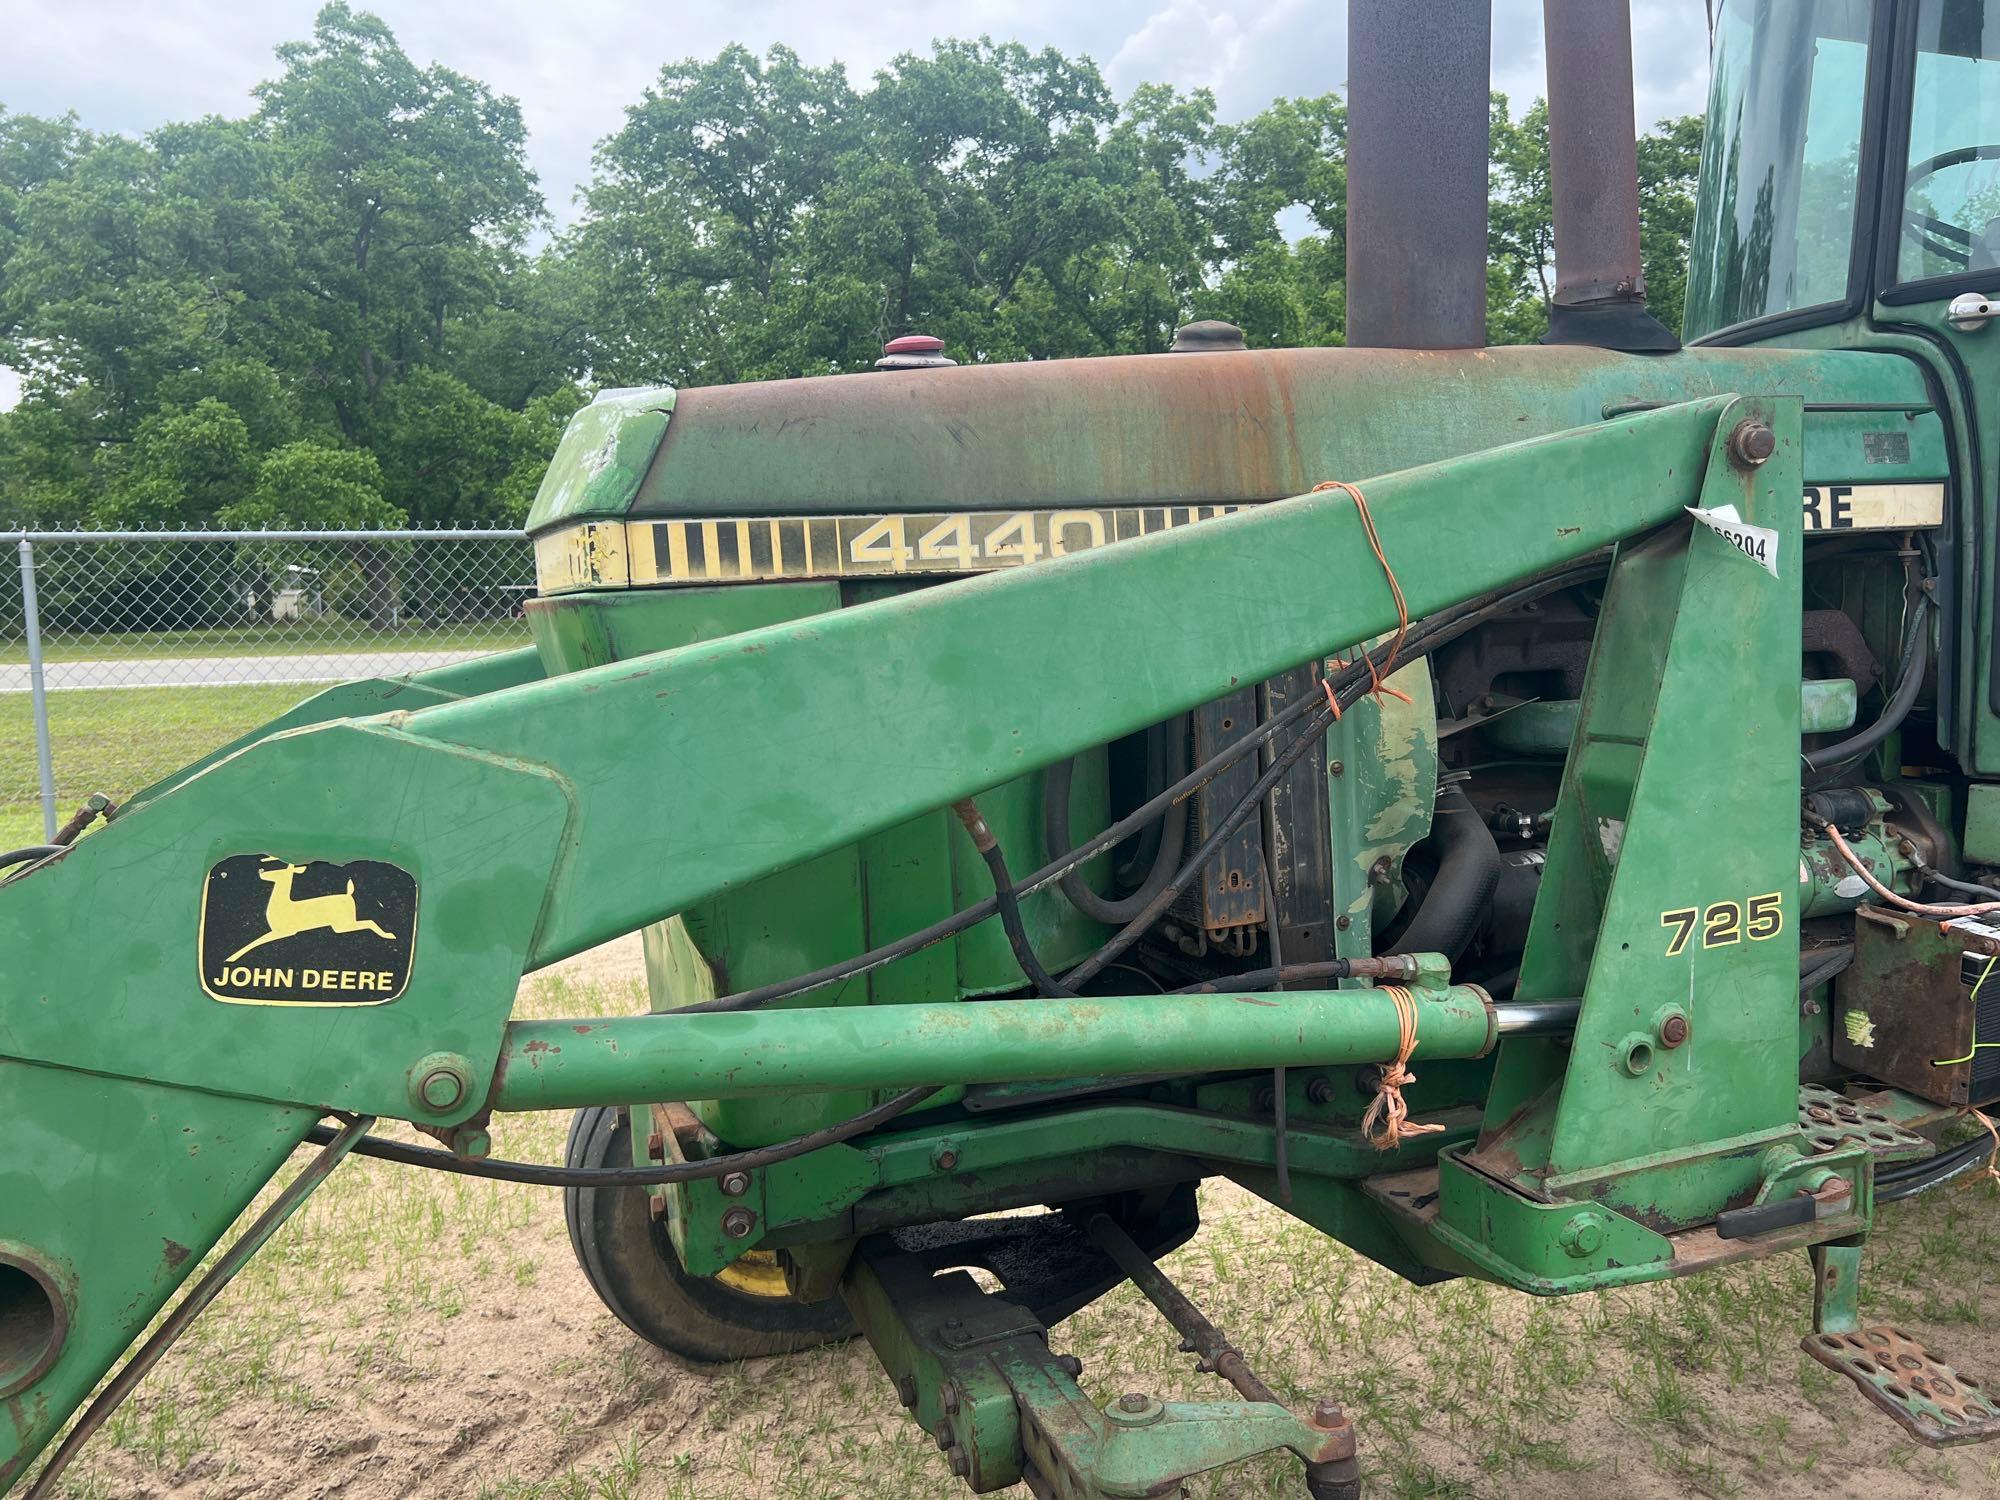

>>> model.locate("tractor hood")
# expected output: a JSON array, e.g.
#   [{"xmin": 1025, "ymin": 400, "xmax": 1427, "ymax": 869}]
[{"xmin": 527, "ymin": 344, "xmax": 1938, "ymax": 541}]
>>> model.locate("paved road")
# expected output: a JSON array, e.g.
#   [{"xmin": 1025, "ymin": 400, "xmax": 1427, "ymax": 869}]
[{"xmin": 0, "ymin": 650, "xmax": 490, "ymax": 692}]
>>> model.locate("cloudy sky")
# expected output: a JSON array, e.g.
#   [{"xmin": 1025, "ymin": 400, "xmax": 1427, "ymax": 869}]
[{"xmin": 0, "ymin": 0, "xmax": 1714, "ymax": 410}]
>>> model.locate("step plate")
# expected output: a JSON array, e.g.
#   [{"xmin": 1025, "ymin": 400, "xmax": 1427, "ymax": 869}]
[
  {"xmin": 1799, "ymin": 1085, "xmax": 1930, "ymax": 1161},
  {"xmin": 1803, "ymin": 1326, "xmax": 2000, "ymax": 1445}
]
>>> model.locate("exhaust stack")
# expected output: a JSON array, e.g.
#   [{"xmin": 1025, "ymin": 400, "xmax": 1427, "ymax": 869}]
[
  {"xmin": 1540, "ymin": 0, "xmax": 1680, "ymax": 350},
  {"xmin": 1344, "ymin": 0, "xmax": 1491, "ymax": 349}
]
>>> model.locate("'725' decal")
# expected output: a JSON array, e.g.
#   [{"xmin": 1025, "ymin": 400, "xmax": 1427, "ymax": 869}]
[{"xmin": 1659, "ymin": 893, "xmax": 1783, "ymax": 955}]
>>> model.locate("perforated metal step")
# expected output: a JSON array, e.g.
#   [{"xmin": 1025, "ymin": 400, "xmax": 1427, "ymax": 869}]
[
  {"xmin": 1804, "ymin": 1326, "xmax": 2000, "ymax": 1446},
  {"xmin": 1798, "ymin": 1084, "xmax": 1930, "ymax": 1160}
]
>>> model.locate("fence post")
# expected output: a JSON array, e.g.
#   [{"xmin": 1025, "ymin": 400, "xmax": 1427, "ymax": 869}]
[{"xmin": 18, "ymin": 539, "xmax": 58, "ymax": 842}]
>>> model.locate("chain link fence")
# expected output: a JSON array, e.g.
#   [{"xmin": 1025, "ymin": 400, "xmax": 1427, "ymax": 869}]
[{"xmin": 2, "ymin": 530, "xmax": 535, "ymax": 844}]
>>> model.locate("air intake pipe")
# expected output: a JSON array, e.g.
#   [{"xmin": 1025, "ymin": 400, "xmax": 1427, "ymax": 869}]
[{"xmin": 1345, "ymin": 0, "xmax": 1492, "ymax": 349}]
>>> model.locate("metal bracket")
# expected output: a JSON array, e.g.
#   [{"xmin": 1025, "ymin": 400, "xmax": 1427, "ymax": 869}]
[{"xmin": 839, "ymin": 1233, "xmax": 1357, "ymax": 1498}]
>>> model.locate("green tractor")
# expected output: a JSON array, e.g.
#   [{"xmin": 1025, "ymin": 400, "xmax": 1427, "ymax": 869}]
[{"xmin": 12, "ymin": 0, "xmax": 2000, "ymax": 1493}]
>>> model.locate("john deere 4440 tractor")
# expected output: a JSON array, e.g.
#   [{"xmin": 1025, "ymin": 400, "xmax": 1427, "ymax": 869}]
[{"xmin": 17, "ymin": 1, "xmax": 2000, "ymax": 1494}]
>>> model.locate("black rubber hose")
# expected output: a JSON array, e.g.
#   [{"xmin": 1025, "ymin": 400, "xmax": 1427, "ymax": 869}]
[
  {"xmin": 0, "ymin": 845, "xmax": 63, "ymax": 872},
  {"xmin": 668, "ymin": 557, "xmax": 1612, "ymax": 1016},
  {"xmin": 1919, "ymin": 863, "xmax": 2000, "ymax": 903},
  {"xmin": 301, "ymin": 1083, "xmax": 943, "ymax": 1186},
  {"xmin": 1877, "ymin": 1137, "xmax": 1994, "ymax": 1202},
  {"xmin": 1042, "ymin": 717, "xmax": 1189, "ymax": 924},
  {"xmin": 1387, "ymin": 787, "xmax": 1504, "ymax": 963},
  {"xmin": 1804, "ymin": 596, "xmax": 1932, "ymax": 772},
  {"xmin": 953, "ymin": 799, "xmax": 1074, "ymax": 998}
]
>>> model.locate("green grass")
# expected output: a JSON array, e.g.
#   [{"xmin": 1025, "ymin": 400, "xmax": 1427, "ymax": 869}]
[
  {"xmin": 44, "ymin": 1001, "xmax": 2000, "ymax": 1500},
  {"xmin": 0, "ymin": 684, "xmax": 307, "ymax": 846},
  {"xmin": 0, "ymin": 620, "xmax": 527, "ymax": 664}
]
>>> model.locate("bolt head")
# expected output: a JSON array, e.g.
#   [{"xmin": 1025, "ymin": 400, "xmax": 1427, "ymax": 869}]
[
  {"xmin": 646, "ymin": 1130, "xmax": 666, "ymax": 1160},
  {"xmin": 939, "ymin": 1382, "xmax": 960, "ymax": 1415},
  {"xmin": 449, "ymin": 1126, "xmax": 491, "ymax": 1159},
  {"xmin": 1729, "ymin": 420, "xmax": 1776, "ymax": 467},
  {"xmin": 719, "ymin": 1170, "xmax": 752, "ymax": 1197},
  {"xmin": 1659, "ymin": 1014, "xmax": 1690, "ymax": 1049},
  {"xmin": 1311, "ymin": 1399, "xmax": 1347, "ymax": 1429},
  {"xmin": 932, "ymin": 1143, "xmax": 960, "ymax": 1171},
  {"xmin": 1056, "ymin": 1354, "xmax": 1083, "ymax": 1377},
  {"xmin": 948, "ymin": 1448, "xmax": 970, "ymax": 1478},
  {"xmin": 1119, "ymin": 1392, "xmax": 1148, "ymax": 1413},
  {"xmin": 420, "ymin": 1069, "xmax": 464, "ymax": 1111},
  {"xmin": 1559, "ymin": 1214, "xmax": 1606, "ymax": 1258},
  {"xmin": 721, "ymin": 1206, "xmax": 756, "ymax": 1239},
  {"xmin": 896, "ymin": 1375, "xmax": 917, "ymax": 1408}
]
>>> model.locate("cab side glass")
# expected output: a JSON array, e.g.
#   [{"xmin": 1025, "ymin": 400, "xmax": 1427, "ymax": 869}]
[
  {"xmin": 1684, "ymin": 0, "xmax": 1874, "ymax": 339},
  {"xmin": 1898, "ymin": 0, "xmax": 2000, "ymax": 282}
]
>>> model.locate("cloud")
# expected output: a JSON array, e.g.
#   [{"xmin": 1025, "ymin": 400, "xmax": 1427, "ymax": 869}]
[{"xmin": 2, "ymin": 0, "xmax": 1711, "ymax": 229}]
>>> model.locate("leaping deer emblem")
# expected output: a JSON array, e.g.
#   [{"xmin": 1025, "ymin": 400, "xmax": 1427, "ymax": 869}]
[{"xmin": 224, "ymin": 861, "xmax": 399, "ymax": 963}]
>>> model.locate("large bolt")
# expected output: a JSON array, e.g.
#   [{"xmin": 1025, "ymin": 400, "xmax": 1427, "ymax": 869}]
[
  {"xmin": 721, "ymin": 1207, "xmax": 757, "ymax": 1239},
  {"xmin": 645, "ymin": 1130, "xmax": 666, "ymax": 1161},
  {"xmin": 948, "ymin": 1448, "xmax": 970, "ymax": 1478},
  {"xmin": 896, "ymin": 1375, "xmax": 918, "ymax": 1408},
  {"xmin": 1056, "ymin": 1354, "xmax": 1084, "ymax": 1377},
  {"xmin": 449, "ymin": 1126, "xmax": 491, "ymax": 1159},
  {"xmin": 406, "ymin": 1053, "xmax": 472, "ymax": 1115},
  {"xmin": 1558, "ymin": 1214, "xmax": 1606, "ymax": 1259},
  {"xmin": 1659, "ymin": 1014, "xmax": 1690, "ymax": 1049},
  {"xmin": 1311, "ymin": 1399, "xmax": 1347, "ymax": 1430},
  {"xmin": 939, "ymin": 1383, "xmax": 960, "ymax": 1415},
  {"xmin": 718, "ymin": 1170, "xmax": 752, "ymax": 1197},
  {"xmin": 1305, "ymin": 1076, "xmax": 1335, "ymax": 1105},
  {"xmin": 932, "ymin": 1143, "xmax": 960, "ymax": 1172},
  {"xmin": 1729, "ymin": 420, "xmax": 1776, "ymax": 467},
  {"xmin": 1118, "ymin": 1392, "xmax": 1149, "ymax": 1414}
]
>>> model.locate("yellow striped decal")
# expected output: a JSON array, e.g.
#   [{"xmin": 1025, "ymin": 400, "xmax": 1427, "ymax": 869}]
[
  {"xmin": 533, "ymin": 505, "xmax": 1249, "ymax": 592},
  {"xmin": 532, "ymin": 484, "xmax": 1946, "ymax": 595}
]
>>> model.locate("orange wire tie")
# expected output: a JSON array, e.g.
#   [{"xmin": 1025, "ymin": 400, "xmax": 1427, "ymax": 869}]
[
  {"xmin": 1313, "ymin": 480, "xmax": 1413, "ymax": 713},
  {"xmin": 1360, "ymin": 985, "xmax": 1447, "ymax": 1150},
  {"xmin": 1969, "ymin": 1108, "xmax": 2000, "ymax": 1190}
]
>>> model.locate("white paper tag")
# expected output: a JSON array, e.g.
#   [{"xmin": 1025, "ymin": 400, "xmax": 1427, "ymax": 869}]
[{"xmin": 1686, "ymin": 503, "xmax": 1780, "ymax": 578}]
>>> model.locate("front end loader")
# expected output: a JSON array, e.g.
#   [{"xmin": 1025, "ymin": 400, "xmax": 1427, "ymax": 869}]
[{"xmin": 13, "ymin": 0, "xmax": 2000, "ymax": 1493}]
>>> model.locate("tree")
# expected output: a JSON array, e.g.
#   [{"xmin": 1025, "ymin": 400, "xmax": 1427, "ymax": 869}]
[
  {"xmin": 0, "ymin": 5, "xmax": 569, "ymax": 535},
  {"xmin": 0, "ymin": 18, "xmax": 1716, "ymax": 535}
]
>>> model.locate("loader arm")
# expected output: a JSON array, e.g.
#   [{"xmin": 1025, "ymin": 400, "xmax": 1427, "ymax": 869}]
[{"xmin": 0, "ymin": 393, "xmax": 1787, "ymax": 1490}]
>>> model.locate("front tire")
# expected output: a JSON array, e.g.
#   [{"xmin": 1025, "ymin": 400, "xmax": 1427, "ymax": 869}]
[{"xmin": 562, "ymin": 1105, "xmax": 854, "ymax": 1362}]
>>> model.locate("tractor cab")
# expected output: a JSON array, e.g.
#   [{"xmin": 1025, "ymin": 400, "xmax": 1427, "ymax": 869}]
[{"xmin": 1688, "ymin": 0, "xmax": 2000, "ymax": 335}]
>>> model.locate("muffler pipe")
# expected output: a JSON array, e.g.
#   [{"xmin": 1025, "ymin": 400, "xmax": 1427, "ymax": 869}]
[{"xmin": 1540, "ymin": 0, "xmax": 1679, "ymax": 350}]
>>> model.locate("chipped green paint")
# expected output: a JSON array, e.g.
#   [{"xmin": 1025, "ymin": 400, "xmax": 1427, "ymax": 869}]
[
  {"xmin": 1327, "ymin": 659, "xmax": 1438, "ymax": 947},
  {"xmin": 524, "ymin": 386, "xmax": 676, "ymax": 532}
]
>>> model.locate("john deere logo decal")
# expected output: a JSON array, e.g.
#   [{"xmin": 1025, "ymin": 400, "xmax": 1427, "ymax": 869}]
[{"xmin": 199, "ymin": 854, "xmax": 417, "ymax": 1005}]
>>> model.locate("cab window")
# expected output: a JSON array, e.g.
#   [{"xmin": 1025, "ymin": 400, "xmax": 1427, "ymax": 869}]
[
  {"xmin": 1684, "ymin": 0, "xmax": 1874, "ymax": 338},
  {"xmin": 1897, "ymin": 0, "xmax": 2000, "ymax": 282}
]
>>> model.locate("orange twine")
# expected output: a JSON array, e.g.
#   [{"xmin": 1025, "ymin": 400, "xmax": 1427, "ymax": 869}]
[
  {"xmin": 1313, "ymin": 480, "xmax": 1413, "ymax": 718},
  {"xmin": 1360, "ymin": 985, "xmax": 1446, "ymax": 1150},
  {"xmin": 1969, "ymin": 1108, "xmax": 2000, "ymax": 1189}
]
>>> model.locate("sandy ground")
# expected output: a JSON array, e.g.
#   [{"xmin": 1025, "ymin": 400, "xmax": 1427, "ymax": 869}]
[{"xmin": 47, "ymin": 936, "xmax": 2000, "ymax": 1500}]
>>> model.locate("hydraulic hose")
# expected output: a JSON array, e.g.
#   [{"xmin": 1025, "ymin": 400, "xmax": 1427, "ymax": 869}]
[
  {"xmin": 1804, "ymin": 593, "xmax": 1932, "ymax": 773},
  {"xmin": 953, "ymin": 798, "xmax": 1074, "ymax": 997},
  {"xmin": 303, "ymin": 1084, "xmax": 943, "ymax": 1187},
  {"xmin": 668, "ymin": 556, "xmax": 1613, "ymax": 1017},
  {"xmin": 1042, "ymin": 717, "xmax": 1189, "ymax": 924},
  {"xmin": 1386, "ymin": 786, "xmax": 1503, "ymax": 963}
]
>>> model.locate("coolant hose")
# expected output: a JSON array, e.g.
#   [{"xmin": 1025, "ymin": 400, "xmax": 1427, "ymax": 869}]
[
  {"xmin": 1804, "ymin": 596, "xmax": 1931, "ymax": 773},
  {"xmin": 1388, "ymin": 787, "xmax": 1503, "ymax": 963},
  {"xmin": 1043, "ymin": 717, "xmax": 1189, "ymax": 925}
]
